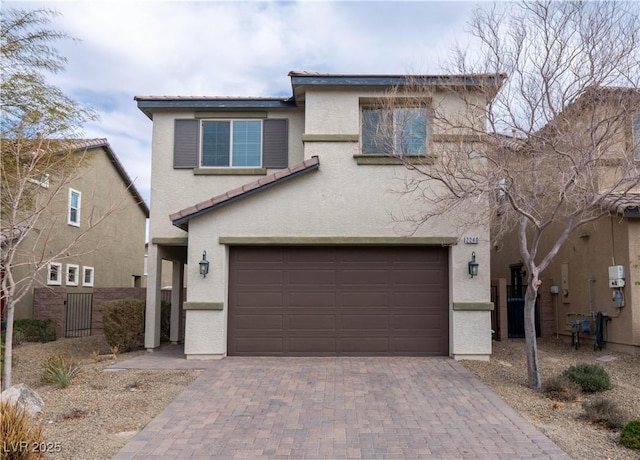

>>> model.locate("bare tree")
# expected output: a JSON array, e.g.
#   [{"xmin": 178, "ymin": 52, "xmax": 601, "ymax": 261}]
[
  {"xmin": 372, "ymin": 1, "xmax": 640, "ymax": 389},
  {"xmin": 0, "ymin": 9, "xmax": 118, "ymax": 390}
]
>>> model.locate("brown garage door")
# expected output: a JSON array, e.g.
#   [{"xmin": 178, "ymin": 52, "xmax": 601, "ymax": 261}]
[{"xmin": 228, "ymin": 246, "xmax": 449, "ymax": 356}]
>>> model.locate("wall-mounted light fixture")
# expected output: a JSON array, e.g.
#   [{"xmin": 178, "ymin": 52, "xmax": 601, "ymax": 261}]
[
  {"xmin": 199, "ymin": 251, "xmax": 210, "ymax": 277},
  {"xmin": 468, "ymin": 251, "xmax": 479, "ymax": 278}
]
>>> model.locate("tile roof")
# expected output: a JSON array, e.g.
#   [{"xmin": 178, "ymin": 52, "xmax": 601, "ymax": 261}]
[
  {"xmin": 170, "ymin": 156, "xmax": 320, "ymax": 230},
  {"xmin": 600, "ymin": 193, "xmax": 640, "ymax": 216}
]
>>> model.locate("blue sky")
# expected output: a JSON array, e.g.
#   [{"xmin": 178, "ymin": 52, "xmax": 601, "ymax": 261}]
[{"xmin": 7, "ymin": 0, "xmax": 482, "ymax": 205}]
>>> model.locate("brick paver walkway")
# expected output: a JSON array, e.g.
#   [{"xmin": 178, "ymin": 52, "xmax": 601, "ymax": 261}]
[{"xmin": 114, "ymin": 357, "xmax": 570, "ymax": 459}]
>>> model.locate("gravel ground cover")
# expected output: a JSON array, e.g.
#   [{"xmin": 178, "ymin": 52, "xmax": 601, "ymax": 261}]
[
  {"xmin": 6, "ymin": 335, "xmax": 640, "ymax": 459},
  {"xmin": 461, "ymin": 337, "xmax": 640, "ymax": 460}
]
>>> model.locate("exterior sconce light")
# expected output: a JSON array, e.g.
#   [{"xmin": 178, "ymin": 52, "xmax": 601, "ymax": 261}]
[
  {"xmin": 468, "ymin": 251, "xmax": 479, "ymax": 278},
  {"xmin": 199, "ymin": 251, "xmax": 210, "ymax": 277}
]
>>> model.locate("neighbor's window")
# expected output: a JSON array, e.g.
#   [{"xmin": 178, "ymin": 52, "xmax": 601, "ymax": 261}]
[
  {"xmin": 82, "ymin": 266, "xmax": 94, "ymax": 287},
  {"xmin": 68, "ymin": 188, "xmax": 81, "ymax": 226},
  {"xmin": 47, "ymin": 262, "xmax": 62, "ymax": 285},
  {"xmin": 66, "ymin": 264, "xmax": 79, "ymax": 286},
  {"xmin": 201, "ymin": 120, "xmax": 262, "ymax": 167},
  {"xmin": 362, "ymin": 107, "xmax": 427, "ymax": 155},
  {"xmin": 633, "ymin": 114, "xmax": 640, "ymax": 161}
]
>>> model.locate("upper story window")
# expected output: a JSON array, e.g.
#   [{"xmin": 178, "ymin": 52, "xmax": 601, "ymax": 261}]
[
  {"xmin": 173, "ymin": 118, "xmax": 288, "ymax": 171},
  {"xmin": 362, "ymin": 107, "xmax": 427, "ymax": 155},
  {"xmin": 68, "ymin": 188, "xmax": 81, "ymax": 226},
  {"xmin": 633, "ymin": 114, "xmax": 640, "ymax": 160},
  {"xmin": 201, "ymin": 120, "xmax": 262, "ymax": 167}
]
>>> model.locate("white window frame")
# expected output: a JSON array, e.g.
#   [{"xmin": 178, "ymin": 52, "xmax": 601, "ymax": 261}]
[
  {"xmin": 82, "ymin": 266, "xmax": 94, "ymax": 287},
  {"xmin": 200, "ymin": 119, "xmax": 263, "ymax": 168},
  {"xmin": 66, "ymin": 264, "xmax": 79, "ymax": 286},
  {"xmin": 68, "ymin": 188, "xmax": 81, "ymax": 227},
  {"xmin": 361, "ymin": 106, "xmax": 428, "ymax": 156},
  {"xmin": 47, "ymin": 262, "xmax": 62, "ymax": 285}
]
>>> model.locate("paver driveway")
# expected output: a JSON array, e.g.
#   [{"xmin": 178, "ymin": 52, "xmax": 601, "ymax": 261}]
[{"xmin": 114, "ymin": 357, "xmax": 569, "ymax": 459}]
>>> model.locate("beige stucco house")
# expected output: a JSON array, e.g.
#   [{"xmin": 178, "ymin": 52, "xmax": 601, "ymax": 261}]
[
  {"xmin": 3, "ymin": 139, "xmax": 149, "ymax": 321},
  {"xmin": 137, "ymin": 71, "xmax": 503, "ymax": 360},
  {"xmin": 491, "ymin": 93, "xmax": 640, "ymax": 354}
]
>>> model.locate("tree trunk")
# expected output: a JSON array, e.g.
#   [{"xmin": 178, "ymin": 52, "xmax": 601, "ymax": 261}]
[
  {"xmin": 523, "ymin": 284, "xmax": 541, "ymax": 389},
  {"xmin": 2, "ymin": 299, "xmax": 14, "ymax": 391}
]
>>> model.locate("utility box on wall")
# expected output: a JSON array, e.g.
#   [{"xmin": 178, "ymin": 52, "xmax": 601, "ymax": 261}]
[{"xmin": 608, "ymin": 265, "xmax": 625, "ymax": 288}]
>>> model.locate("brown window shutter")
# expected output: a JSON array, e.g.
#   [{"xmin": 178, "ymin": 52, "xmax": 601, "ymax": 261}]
[
  {"xmin": 173, "ymin": 119, "xmax": 199, "ymax": 169},
  {"xmin": 262, "ymin": 118, "xmax": 288, "ymax": 169}
]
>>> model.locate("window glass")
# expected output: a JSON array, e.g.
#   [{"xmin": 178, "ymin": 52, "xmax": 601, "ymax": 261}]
[
  {"xmin": 232, "ymin": 121, "xmax": 261, "ymax": 166},
  {"xmin": 48, "ymin": 263, "xmax": 62, "ymax": 285},
  {"xmin": 202, "ymin": 121, "xmax": 231, "ymax": 166},
  {"xmin": 362, "ymin": 107, "xmax": 426, "ymax": 155},
  {"xmin": 201, "ymin": 120, "xmax": 262, "ymax": 167},
  {"xmin": 68, "ymin": 189, "xmax": 81, "ymax": 226},
  {"xmin": 82, "ymin": 266, "xmax": 94, "ymax": 287},
  {"xmin": 66, "ymin": 264, "xmax": 79, "ymax": 286}
]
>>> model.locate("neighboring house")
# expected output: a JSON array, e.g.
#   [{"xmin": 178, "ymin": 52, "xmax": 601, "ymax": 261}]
[
  {"xmin": 3, "ymin": 139, "xmax": 149, "ymax": 322},
  {"xmin": 491, "ymin": 91, "xmax": 640, "ymax": 355},
  {"xmin": 136, "ymin": 71, "xmax": 503, "ymax": 359}
]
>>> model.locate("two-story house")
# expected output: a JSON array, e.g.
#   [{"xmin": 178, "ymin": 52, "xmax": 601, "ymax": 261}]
[
  {"xmin": 137, "ymin": 71, "xmax": 503, "ymax": 360},
  {"xmin": 2, "ymin": 139, "xmax": 149, "ymax": 327}
]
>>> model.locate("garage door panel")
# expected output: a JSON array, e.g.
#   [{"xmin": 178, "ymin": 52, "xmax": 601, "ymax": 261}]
[
  {"xmin": 391, "ymin": 314, "xmax": 442, "ymax": 330},
  {"xmin": 340, "ymin": 292, "xmax": 389, "ymax": 307},
  {"xmin": 341, "ymin": 337, "xmax": 390, "ymax": 353},
  {"xmin": 288, "ymin": 314, "xmax": 336, "ymax": 329},
  {"xmin": 235, "ymin": 314, "xmax": 283, "ymax": 330},
  {"xmin": 341, "ymin": 314, "xmax": 389, "ymax": 330},
  {"xmin": 288, "ymin": 337, "xmax": 336, "ymax": 353},
  {"xmin": 339, "ymin": 269, "xmax": 389, "ymax": 284},
  {"xmin": 288, "ymin": 292, "xmax": 336, "ymax": 307},
  {"xmin": 289, "ymin": 269, "xmax": 336, "ymax": 285},
  {"xmin": 235, "ymin": 292, "xmax": 283, "ymax": 307},
  {"xmin": 228, "ymin": 246, "xmax": 449, "ymax": 356},
  {"xmin": 235, "ymin": 337, "xmax": 283, "ymax": 354},
  {"xmin": 235, "ymin": 269, "xmax": 283, "ymax": 285}
]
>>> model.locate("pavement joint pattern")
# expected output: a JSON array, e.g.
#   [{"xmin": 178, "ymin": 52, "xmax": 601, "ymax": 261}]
[{"xmin": 114, "ymin": 357, "xmax": 570, "ymax": 460}]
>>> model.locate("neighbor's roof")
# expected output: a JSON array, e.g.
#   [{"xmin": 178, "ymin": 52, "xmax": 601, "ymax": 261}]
[
  {"xmin": 135, "ymin": 71, "xmax": 506, "ymax": 119},
  {"xmin": 600, "ymin": 193, "xmax": 640, "ymax": 218},
  {"xmin": 67, "ymin": 138, "xmax": 149, "ymax": 217},
  {"xmin": 170, "ymin": 156, "xmax": 320, "ymax": 230}
]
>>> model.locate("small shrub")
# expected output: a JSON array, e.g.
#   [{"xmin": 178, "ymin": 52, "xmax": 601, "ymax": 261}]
[
  {"xmin": 621, "ymin": 419, "xmax": 640, "ymax": 450},
  {"xmin": 582, "ymin": 396, "xmax": 628, "ymax": 429},
  {"xmin": 13, "ymin": 319, "xmax": 57, "ymax": 343},
  {"xmin": 42, "ymin": 352, "xmax": 81, "ymax": 388},
  {"xmin": 562, "ymin": 363, "xmax": 611, "ymax": 392},
  {"xmin": 89, "ymin": 350, "xmax": 101, "ymax": 363},
  {"xmin": 103, "ymin": 298, "xmax": 145, "ymax": 352},
  {"xmin": 543, "ymin": 375, "xmax": 582, "ymax": 401},
  {"xmin": 0, "ymin": 400, "xmax": 45, "ymax": 459}
]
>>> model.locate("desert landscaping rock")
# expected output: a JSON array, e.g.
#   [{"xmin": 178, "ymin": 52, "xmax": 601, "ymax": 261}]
[
  {"xmin": 1, "ymin": 383, "xmax": 45, "ymax": 417},
  {"xmin": 9, "ymin": 335, "xmax": 640, "ymax": 459}
]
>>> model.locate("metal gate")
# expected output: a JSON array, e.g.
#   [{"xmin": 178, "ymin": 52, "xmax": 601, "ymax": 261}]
[
  {"xmin": 507, "ymin": 285, "xmax": 540, "ymax": 338},
  {"xmin": 65, "ymin": 293, "xmax": 93, "ymax": 337}
]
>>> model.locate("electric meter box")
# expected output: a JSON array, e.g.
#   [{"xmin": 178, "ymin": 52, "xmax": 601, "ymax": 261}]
[{"xmin": 608, "ymin": 265, "xmax": 625, "ymax": 288}]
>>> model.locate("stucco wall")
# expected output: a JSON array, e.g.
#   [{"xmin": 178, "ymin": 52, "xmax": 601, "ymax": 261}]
[
  {"xmin": 491, "ymin": 215, "xmax": 639, "ymax": 352},
  {"xmin": 11, "ymin": 147, "xmax": 147, "ymax": 319}
]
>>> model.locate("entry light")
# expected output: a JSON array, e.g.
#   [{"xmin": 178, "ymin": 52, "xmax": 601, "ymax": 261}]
[
  {"xmin": 468, "ymin": 252, "xmax": 479, "ymax": 278},
  {"xmin": 199, "ymin": 251, "xmax": 210, "ymax": 277}
]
